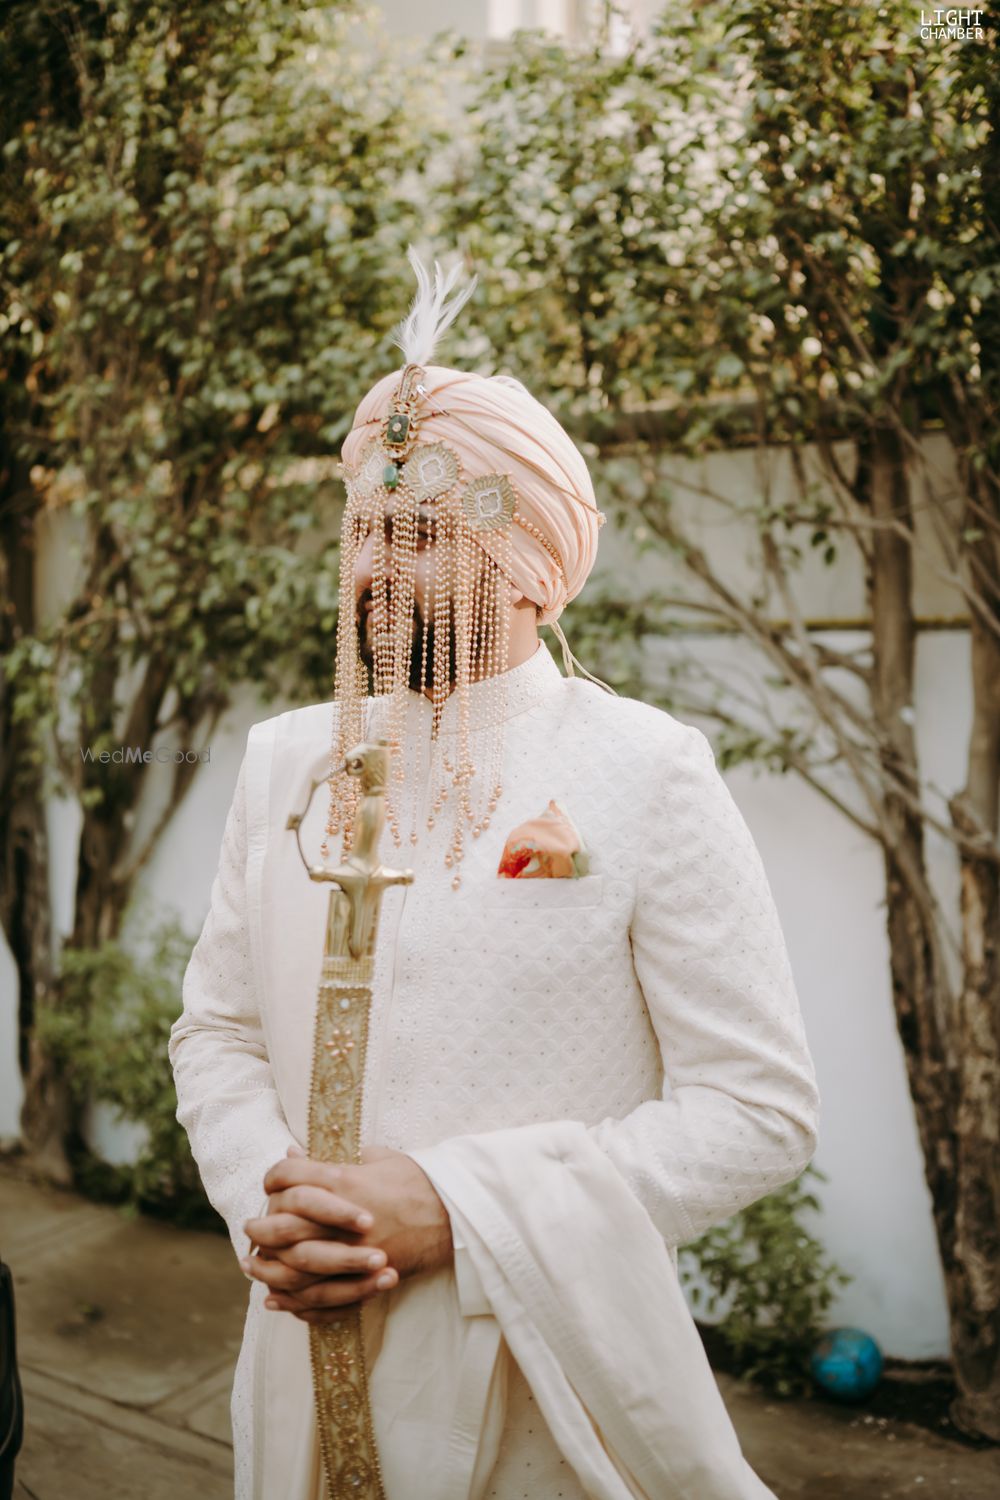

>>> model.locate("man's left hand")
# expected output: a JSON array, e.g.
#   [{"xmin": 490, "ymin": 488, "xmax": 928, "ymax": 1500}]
[{"xmin": 242, "ymin": 1145, "xmax": 453, "ymax": 1322}]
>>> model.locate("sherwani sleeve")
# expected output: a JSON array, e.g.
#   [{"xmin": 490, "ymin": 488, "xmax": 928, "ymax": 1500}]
[
  {"xmin": 586, "ymin": 721, "xmax": 821, "ymax": 1248},
  {"xmin": 168, "ymin": 743, "xmax": 298, "ymax": 1264},
  {"xmin": 449, "ymin": 1218, "xmax": 492, "ymax": 1317}
]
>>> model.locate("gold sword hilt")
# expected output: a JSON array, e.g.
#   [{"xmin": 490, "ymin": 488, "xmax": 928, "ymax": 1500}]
[{"xmin": 287, "ymin": 739, "xmax": 414, "ymax": 964}]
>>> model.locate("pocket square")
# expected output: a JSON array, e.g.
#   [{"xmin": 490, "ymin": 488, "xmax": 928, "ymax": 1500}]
[{"xmin": 497, "ymin": 799, "xmax": 590, "ymax": 879}]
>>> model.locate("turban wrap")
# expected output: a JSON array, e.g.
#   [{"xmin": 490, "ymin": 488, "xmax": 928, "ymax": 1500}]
[{"xmin": 340, "ymin": 364, "xmax": 602, "ymax": 626}]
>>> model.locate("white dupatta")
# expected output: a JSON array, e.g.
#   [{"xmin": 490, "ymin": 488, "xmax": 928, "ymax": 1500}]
[{"xmin": 257, "ymin": 1119, "xmax": 777, "ymax": 1500}]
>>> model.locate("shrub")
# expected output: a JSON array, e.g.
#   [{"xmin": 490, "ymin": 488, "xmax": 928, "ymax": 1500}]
[
  {"xmin": 681, "ymin": 1163, "xmax": 851, "ymax": 1397},
  {"xmin": 37, "ymin": 916, "xmax": 220, "ymax": 1230}
]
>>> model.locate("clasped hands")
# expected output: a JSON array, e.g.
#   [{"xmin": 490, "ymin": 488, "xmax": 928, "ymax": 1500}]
[{"xmin": 239, "ymin": 1143, "xmax": 454, "ymax": 1325}]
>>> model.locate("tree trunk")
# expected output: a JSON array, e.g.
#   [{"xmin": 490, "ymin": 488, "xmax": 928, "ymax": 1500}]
[
  {"xmin": 0, "ymin": 450, "xmax": 73, "ymax": 1182},
  {"xmin": 945, "ymin": 466, "xmax": 1000, "ymax": 1440},
  {"xmin": 1, "ymin": 790, "xmax": 69, "ymax": 1182},
  {"xmin": 865, "ymin": 422, "xmax": 1000, "ymax": 1437}
]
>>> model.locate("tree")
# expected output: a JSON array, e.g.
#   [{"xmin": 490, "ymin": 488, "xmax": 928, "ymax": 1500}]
[
  {"xmin": 444, "ymin": 0, "xmax": 1000, "ymax": 1438},
  {"xmin": 0, "ymin": 0, "xmax": 442, "ymax": 1179}
]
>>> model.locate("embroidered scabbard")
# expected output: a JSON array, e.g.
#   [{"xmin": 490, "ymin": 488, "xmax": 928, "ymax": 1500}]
[{"xmin": 287, "ymin": 740, "xmax": 413, "ymax": 1500}]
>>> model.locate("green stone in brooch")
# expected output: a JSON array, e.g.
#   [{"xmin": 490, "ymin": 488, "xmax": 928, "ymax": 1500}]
[{"xmin": 385, "ymin": 412, "xmax": 410, "ymax": 446}]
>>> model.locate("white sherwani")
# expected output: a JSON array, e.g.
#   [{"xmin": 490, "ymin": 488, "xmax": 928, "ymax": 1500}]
[{"xmin": 168, "ymin": 642, "xmax": 820, "ymax": 1500}]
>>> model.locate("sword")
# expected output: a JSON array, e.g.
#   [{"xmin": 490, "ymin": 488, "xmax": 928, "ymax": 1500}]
[{"xmin": 286, "ymin": 739, "xmax": 413, "ymax": 1500}]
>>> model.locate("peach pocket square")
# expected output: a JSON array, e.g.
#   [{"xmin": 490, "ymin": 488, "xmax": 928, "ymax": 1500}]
[{"xmin": 497, "ymin": 799, "xmax": 590, "ymax": 879}]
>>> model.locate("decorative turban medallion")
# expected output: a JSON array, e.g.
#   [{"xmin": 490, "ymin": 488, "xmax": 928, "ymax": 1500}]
[
  {"xmin": 401, "ymin": 442, "xmax": 459, "ymax": 501},
  {"xmin": 350, "ymin": 438, "xmax": 392, "ymax": 500},
  {"xmin": 461, "ymin": 473, "xmax": 516, "ymax": 532}
]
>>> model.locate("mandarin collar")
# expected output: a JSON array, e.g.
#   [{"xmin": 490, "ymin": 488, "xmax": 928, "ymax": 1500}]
[{"xmin": 365, "ymin": 640, "xmax": 564, "ymax": 738}]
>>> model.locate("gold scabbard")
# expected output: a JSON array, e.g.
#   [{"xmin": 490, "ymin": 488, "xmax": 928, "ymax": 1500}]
[
  {"xmin": 308, "ymin": 950, "xmax": 381, "ymax": 1499},
  {"xmin": 287, "ymin": 741, "xmax": 413, "ymax": 1500}
]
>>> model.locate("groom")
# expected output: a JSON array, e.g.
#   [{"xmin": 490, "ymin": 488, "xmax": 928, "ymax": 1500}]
[{"xmin": 170, "ymin": 259, "xmax": 819, "ymax": 1499}]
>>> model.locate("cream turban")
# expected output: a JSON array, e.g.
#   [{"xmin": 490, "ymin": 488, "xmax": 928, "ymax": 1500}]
[{"xmin": 340, "ymin": 363, "xmax": 602, "ymax": 626}]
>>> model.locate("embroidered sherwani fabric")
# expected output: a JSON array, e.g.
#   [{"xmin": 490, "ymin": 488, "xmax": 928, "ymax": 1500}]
[{"xmin": 168, "ymin": 642, "xmax": 820, "ymax": 1500}]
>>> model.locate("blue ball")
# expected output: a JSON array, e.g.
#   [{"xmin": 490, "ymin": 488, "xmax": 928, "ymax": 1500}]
[{"xmin": 811, "ymin": 1327, "xmax": 883, "ymax": 1401}]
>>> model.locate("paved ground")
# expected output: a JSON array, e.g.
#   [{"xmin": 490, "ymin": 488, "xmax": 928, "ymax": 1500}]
[{"xmin": 3, "ymin": 1163, "xmax": 998, "ymax": 1499}]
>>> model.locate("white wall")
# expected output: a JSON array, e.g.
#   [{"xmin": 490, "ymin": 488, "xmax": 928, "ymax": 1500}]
[
  {"xmin": 657, "ymin": 626, "xmax": 955, "ymax": 1360},
  {"xmin": 373, "ymin": 0, "xmax": 631, "ymax": 45}
]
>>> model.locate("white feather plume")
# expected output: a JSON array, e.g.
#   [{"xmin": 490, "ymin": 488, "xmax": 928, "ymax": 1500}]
[{"xmin": 391, "ymin": 245, "xmax": 478, "ymax": 366}]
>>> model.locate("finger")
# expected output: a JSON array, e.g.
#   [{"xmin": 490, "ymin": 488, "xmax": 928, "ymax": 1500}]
[
  {"xmin": 263, "ymin": 1159, "xmax": 374, "ymax": 1232},
  {"xmin": 245, "ymin": 1211, "xmax": 348, "ymax": 1251},
  {"xmin": 264, "ymin": 1184, "xmax": 373, "ymax": 1233},
  {"xmin": 242, "ymin": 1256, "xmax": 326, "ymax": 1292},
  {"xmin": 246, "ymin": 1185, "xmax": 370, "ymax": 1243},
  {"xmin": 286, "ymin": 1143, "xmax": 308, "ymax": 1158},
  {"xmin": 263, "ymin": 1157, "xmax": 352, "ymax": 1196},
  {"xmin": 241, "ymin": 1241, "xmax": 387, "ymax": 1288},
  {"xmin": 264, "ymin": 1266, "xmax": 398, "ymax": 1314},
  {"xmin": 266, "ymin": 1186, "xmax": 361, "ymax": 1227},
  {"xmin": 276, "ymin": 1240, "xmax": 388, "ymax": 1278},
  {"xmin": 276, "ymin": 1266, "xmax": 398, "ymax": 1310}
]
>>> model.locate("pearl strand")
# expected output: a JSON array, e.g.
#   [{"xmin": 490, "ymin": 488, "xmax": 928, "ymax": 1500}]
[
  {"xmin": 323, "ymin": 508, "xmax": 365, "ymax": 860},
  {"xmin": 384, "ymin": 484, "xmax": 419, "ymax": 849}
]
